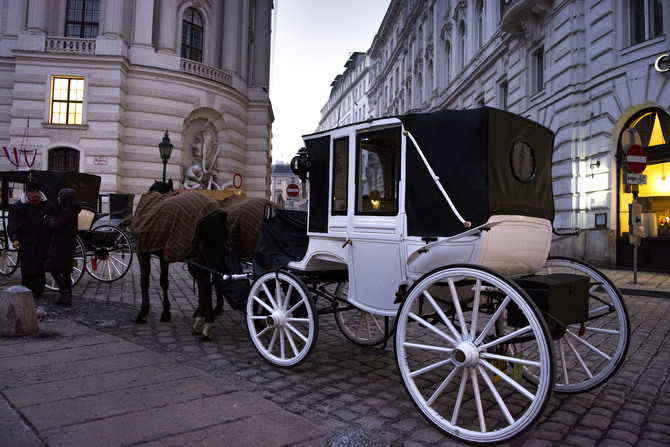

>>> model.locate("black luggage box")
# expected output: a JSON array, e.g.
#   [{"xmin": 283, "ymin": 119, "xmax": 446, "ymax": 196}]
[{"xmin": 509, "ymin": 273, "xmax": 590, "ymax": 327}]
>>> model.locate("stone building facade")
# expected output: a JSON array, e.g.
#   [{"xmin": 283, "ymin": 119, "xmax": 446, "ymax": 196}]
[
  {"xmin": 0, "ymin": 0, "xmax": 274, "ymax": 201},
  {"xmin": 323, "ymin": 0, "xmax": 670, "ymax": 270}
]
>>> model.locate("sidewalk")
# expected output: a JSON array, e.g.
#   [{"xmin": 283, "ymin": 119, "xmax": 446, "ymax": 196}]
[
  {"xmin": 0, "ymin": 319, "xmax": 325, "ymax": 447},
  {"xmin": 1, "ymin": 266, "xmax": 668, "ymax": 447}
]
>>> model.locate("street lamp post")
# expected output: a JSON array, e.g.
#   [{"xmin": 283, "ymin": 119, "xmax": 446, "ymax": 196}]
[{"xmin": 158, "ymin": 130, "xmax": 173, "ymax": 182}]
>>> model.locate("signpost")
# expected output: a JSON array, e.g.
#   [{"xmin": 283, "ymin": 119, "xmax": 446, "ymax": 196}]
[
  {"xmin": 286, "ymin": 183, "xmax": 300, "ymax": 198},
  {"xmin": 625, "ymin": 144, "xmax": 648, "ymax": 174}
]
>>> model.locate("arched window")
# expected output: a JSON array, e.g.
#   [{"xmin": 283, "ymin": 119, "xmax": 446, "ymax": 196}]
[
  {"xmin": 428, "ymin": 60, "xmax": 434, "ymax": 96},
  {"xmin": 459, "ymin": 21, "xmax": 466, "ymax": 70},
  {"xmin": 181, "ymin": 8, "xmax": 204, "ymax": 62},
  {"xmin": 48, "ymin": 148, "xmax": 80, "ymax": 172},
  {"xmin": 65, "ymin": 0, "xmax": 100, "ymax": 38}
]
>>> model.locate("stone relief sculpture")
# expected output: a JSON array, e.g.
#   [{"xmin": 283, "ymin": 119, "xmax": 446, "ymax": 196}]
[{"xmin": 183, "ymin": 120, "xmax": 232, "ymax": 190}]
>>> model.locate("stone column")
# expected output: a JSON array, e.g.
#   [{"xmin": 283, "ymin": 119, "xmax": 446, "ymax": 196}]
[
  {"xmin": 251, "ymin": 0, "xmax": 271, "ymax": 87},
  {"xmin": 101, "ymin": 0, "xmax": 123, "ymax": 38},
  {"xmin": 222, "ymin": 0, "xmax": 241, "ymax": 73},
  {"xmin": 25, "ymin": 0, "xmax": 47, "ymax": 34},
  {"xmin": 158, "ymin": 0, "xmax": 178, "ymax": 53},
  {"xmin": 132, "ymin": 0, "xmax": 154, "ymax": 48}
]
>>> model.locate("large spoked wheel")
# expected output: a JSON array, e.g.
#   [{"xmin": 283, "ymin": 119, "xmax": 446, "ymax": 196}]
[
  {"xmin": 334, "ymin": 282, "xmax": 395, "ymax": 346},
  {"xmin": 246, "ymin": 270, "xmax": 318, "ymax": 367},
  {"xmin": 395, "ymin": 264, "xmax": 555, "ymax": 445},
  {"xmin": 527, "ymin": 256, "xmax": 630, "ymax": 394},
  {"xmin": 46, "ymin": 236, "xmax": 85, "ymax": 290},
  {"xmin": 0, "ymin": 238, "xmax": 19, "ymax": 275},
  {"xmin": 83, "ymin": 225, "xmax": 133, "ymax": 282}
]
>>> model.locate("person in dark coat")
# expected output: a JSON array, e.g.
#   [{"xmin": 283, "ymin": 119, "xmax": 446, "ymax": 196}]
[
  {"xmin": 7, "ymin": 179, "xmax": 56, "ymax": 298},
  {"xmin": 44, "ymin": 188, "xmax": 82, "ymax": 306}
]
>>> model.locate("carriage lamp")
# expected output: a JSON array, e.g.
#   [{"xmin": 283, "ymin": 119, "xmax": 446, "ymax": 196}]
[
  {"xmin": 290, "ymin": 147, "xmax": 312, "ymax": 198},
  {"xmin": 158, "ymin": 130, "xmax": 174, "ymax": 182}
]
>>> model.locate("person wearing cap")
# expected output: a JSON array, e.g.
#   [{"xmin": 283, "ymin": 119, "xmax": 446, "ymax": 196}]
[
  {"xmin": 7, "ymin": 179, "xmax": 56, "ymax": 297},
  {"xmin": 44, "ymin": 188, "xmax": 82, "ymax": 306}
]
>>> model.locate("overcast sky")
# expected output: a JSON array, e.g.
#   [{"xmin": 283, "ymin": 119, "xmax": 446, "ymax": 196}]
[{"xmin": 269, "ymin": 0, "xmax": 391, "ymax": 163}]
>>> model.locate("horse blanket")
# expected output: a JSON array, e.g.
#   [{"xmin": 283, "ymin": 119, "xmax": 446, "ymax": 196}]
[
  {"xmin": 132, "ymin": 191, "xmax": 227, "ymax": 263},
  {"xmin": 219, "ymin": 195, "xmax": 280, "ymax": 261}
]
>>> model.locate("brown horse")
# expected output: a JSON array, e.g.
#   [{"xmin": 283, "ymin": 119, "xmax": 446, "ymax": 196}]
[
  {"xmin": 132, "ymin": 181, "xmax": 230, "ymax": 340},
  {"xmin": 132, "ymin": 182, "xmax": 278, "ymax": 341}
]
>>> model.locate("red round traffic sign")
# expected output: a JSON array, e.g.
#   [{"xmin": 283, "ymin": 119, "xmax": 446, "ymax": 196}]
[
  {"xmin": 286, "ymin": 183, "xmax": 300, "ymax": 198},
  {"xmin": 625, "ymin": 144, "xmax": 647, "ymax": 174}
]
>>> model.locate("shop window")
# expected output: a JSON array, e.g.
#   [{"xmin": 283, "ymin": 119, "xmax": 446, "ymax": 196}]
[
  {"xmin": 50, "ymin": 77, "xmax": 84, "ymax": 125},
  {"xmin": 181, "ymin": 7, "xmax": 204, "ymax": 62},
  {"xmin": 65, "ymin": 0, "xmax": 100, "ymax": 38},
  {"xmin": 618, "ymin": 109, "xmax": 670, "ymax": 238},
  {"xmin": 355, "ymin": 129, "xmax": 400, "ymax": 215},
  {"xmin": 48, "ymin": 147, "xmax": 80, "ymax": 172}
]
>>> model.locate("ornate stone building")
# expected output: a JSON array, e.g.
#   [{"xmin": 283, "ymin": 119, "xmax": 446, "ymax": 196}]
[
  {"xmin": 0, "ymin": 0, "xmax": 274, "ymax": 200},
  {"xmin": 322, "ymin": 0, "xmax": 669, "ymax": 270}
]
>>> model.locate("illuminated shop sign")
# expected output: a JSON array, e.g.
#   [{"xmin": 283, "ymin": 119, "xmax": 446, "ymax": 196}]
[{"xmin": 655, "ymin": 53, "xmax": 670, "ymax": 73}]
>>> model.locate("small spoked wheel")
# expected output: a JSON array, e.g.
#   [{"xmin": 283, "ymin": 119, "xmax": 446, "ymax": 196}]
[
  {"xmin": 84, "ymin": 225, "xmax": 133, "ymax": 282},
  {"xmin": 246, "ymin": 270, "xmax": 318, "ymax": 367},
  {"xmin": 0, "ymin": 238, "xmax": 19, "ymax": 275},
  {"xmin": 527, "ymin": 256, "xmax": 630, "ymax": 394},
  {"xmin": 395, "ymin": 264, "xmax": 555, "ymax": 445},
  {"xmin": 334, "ymin": 282, "xmax": 394, "ymax": 346},
  {"xmin": 46, "ymin": 236, "xmax": 85, "ymax": 290}
]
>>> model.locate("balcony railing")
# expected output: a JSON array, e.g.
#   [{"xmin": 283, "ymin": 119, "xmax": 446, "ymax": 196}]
[
  {"xmin": 45, "ymin": 37, "xmax": 95, "ymax": 55},
  {"xmin": 180, "ymin": 59, "xmax": 233, "ymax": 87}
]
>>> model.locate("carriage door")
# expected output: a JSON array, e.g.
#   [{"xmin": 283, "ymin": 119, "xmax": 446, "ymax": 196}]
[{"xmin": 346, "ymin": 127, "xmax": 404, "ymax": 316}]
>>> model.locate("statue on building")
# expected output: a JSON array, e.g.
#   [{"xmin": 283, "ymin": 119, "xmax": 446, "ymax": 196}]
[{"xmin": 183, "ymin": 120, "xmax": 232, "ymax": 190}]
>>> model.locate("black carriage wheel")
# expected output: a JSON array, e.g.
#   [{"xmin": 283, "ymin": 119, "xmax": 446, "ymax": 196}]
[{"xmin": 84, "ymin": 225, "xmax": 133, "ymax": 282}]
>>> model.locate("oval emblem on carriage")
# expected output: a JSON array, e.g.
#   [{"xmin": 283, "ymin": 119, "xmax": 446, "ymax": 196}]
[{"xmin": 509, "ymin": 140, "xmax": 536, "ymax": 182}]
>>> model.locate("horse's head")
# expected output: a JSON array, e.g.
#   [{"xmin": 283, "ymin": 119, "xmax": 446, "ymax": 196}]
[{"xmin": 149, "ymin": 179, "xmax": 174, "ymax": 194}]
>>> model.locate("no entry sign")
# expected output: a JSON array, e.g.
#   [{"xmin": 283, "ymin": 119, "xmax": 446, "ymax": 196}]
[
  {"xmin": 625, "ymin": 144, "xmax": 647, "ymax": 174},
  {"xmin": 286, "ymin": 183, "xmax": 300, "ymax": 198}
]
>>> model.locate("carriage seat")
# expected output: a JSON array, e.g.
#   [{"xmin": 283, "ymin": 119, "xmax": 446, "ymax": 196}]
[{"xmin": 78, "ymin": 206, "xmax": 96, "ymax": 231}]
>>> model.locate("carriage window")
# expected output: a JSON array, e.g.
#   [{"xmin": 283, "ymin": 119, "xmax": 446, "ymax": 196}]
[
  {"xmin": 356, "ymin": 129, "xmax": 400, "ymax": 215},
  {"xmin": 332, "ymin": 137, "xmax": 349, "ymax": 215}
]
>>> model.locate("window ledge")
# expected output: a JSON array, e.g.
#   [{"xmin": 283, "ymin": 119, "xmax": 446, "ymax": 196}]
[{"xmin": 42, "ymin": 123, "xmax": 89, "ymax": 130}]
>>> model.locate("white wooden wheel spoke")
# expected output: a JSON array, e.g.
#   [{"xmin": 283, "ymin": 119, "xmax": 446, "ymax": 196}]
[
  {"xmin": 566, "ymin": 329, "xmax": 612, "ymax": 361},
  {"xmin": 403, "ymin": 341, "xmax": 454, "ymax": 353},
  {"xmin": 479, "ymin": 351, "xmax": 542, "ymax": 368},
  {"xmin": 253, "ymin": 294, "xmax": 275, "ymax": 314},
  {"xmin": 470, "ymin": 368, "xmax": 487, "ymax": 433},
  {"xmin": 477, "ymin": 364, "xmax": 516, "ymax": 425},
  {"xmin": 469, "ymin": 279, "xmax": 482, "ymax": 340},
  {"xmin": 558, "ymin": 339, "xmax": 570, "ymax": 385},
  {"xmin": 446, "ymin": 278, "xmax": 469, "ymax": 339},
  {"xmin": 479, "ymin": 325, "xmax": 533, "ymax": 351},
  {"xmin": 285, "ymin": 322, "xmax": 309, "ymax": 343},
  {"xmin": 409, "ymin": 358, "xmax": 454, "ymax": 379},
  {"xmin": 450, "ymin": 367, "xmax": 469, "ymax": 426},
  {"xmin": 261, "ymin": 283, "xmax": 278, "ymax": 310},
  {"xmin": 422, "ymin": 290, "xmax": 462, "ymax": 343},
  {"xmin": 284, "ymin": 326, "xmax": 300, "ymax": 357},
  {"xmin": 408, "ymin": 311, "xmax": 458, "ymax": 345},
  {"xmin": 564, "ymin": 335, "xmax": 595, "ymax": 379},
  {"xmin": 480, "ymin": 359, "xmax": 536, "ymax": 400},
  {"xmin": 474, "ymin": 295, "xmax": 511, "ymax": 345},
  {"xmin": 426, "ymin": 366, "xmax": 460, "ymax": 406}
]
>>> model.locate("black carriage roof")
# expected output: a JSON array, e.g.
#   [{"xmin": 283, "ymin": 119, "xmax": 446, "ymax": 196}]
[
  {"xmin": 0, "ymin": 170, "xmax": 101, "ymax": 211},
  {"xmin": 303, "ymin": 107, "xmax": 555, "ymax": 237}
]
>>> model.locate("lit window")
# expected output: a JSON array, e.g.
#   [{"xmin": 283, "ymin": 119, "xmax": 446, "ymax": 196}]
[
  {"xmin": 65, "ymin": 0, "xmax": 100, "ymax": 38},
  {"xmin": 182, "ymin": 8, "xmax": 204, "ymax": 62},
  {"xmin": 50, "ymin": 77, "xmax": 84, "ymax": 125}
]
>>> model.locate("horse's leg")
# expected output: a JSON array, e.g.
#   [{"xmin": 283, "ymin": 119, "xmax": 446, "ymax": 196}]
[
  {"xmin": 213, "ymin": 274, "xmax": 224, "ymax": 315},
  {"xmin": 135, "ymin": 253, "xmax": 151, "ymax": 323},
  {"xmin": 159, "ymin": 255, "xmax": 171, "ymax": 322},
  {"xmin": 189, "ymin": 264, "xmax": 215, "ymax": 341}
]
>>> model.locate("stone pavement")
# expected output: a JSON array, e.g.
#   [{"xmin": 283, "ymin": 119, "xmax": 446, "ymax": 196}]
[{"xmin": 0, "ymin": 261, "xmax": 669, "ymax": 447}]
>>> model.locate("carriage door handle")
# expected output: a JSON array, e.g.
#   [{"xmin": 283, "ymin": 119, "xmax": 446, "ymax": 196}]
[{"xmin": 342, "ymin": 238, "xmax": 352, "ymax": 248}]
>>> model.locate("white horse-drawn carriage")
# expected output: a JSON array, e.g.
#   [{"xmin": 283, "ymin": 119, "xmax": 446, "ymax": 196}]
[{"xmin": 242, "ymin": 108, "xmax": 629, "ymax": 444}]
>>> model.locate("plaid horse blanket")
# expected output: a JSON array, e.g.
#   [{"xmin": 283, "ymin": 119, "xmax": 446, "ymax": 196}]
[
  {"xmin": 132, "ymin": 191, "xmax": 227, "ymax": 263},
  {"xmin": 219, "ymin": 195, "xmax": 280, "ymax": 261}
]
